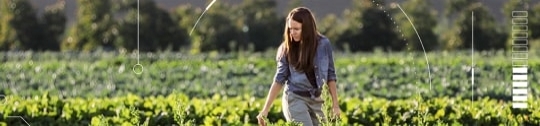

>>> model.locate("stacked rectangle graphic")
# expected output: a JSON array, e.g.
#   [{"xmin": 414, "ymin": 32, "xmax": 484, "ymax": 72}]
[{"xmin": 511, "ymin": 11, "xmax": 528, "ymax": 109}]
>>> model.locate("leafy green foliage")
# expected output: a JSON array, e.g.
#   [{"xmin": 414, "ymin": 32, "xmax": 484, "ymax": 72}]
[
  {"xmin": 0, "ymin": 51, "xmax": 539, "ymax": 100},
  {"xmin": 0, "ymin": 93, "xmax": 538, "ymax": 125},
  {"xmin": 0, "ymin": 50, "xmax": 539, "ymax": 125}
]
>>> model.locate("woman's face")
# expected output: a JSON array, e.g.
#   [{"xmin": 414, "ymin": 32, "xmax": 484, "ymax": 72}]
[{"xmin": 288, "ymin": 19, "xmax": 302, "ymax": 42}]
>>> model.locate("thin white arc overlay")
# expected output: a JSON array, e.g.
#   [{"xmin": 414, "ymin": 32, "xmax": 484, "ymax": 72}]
[
  {"xmin": 396, "ymin": 4, "xmax": 433, "ymax": 90},
  {"xmin": 471, "ymin": 11, "xmax": 475, "ymax": 103},
  {"xmin": 189, "ymin": 0, "xmax": 217, "ymax": 36},
  {"xmin": 7, "ymin": 116, "xmax": 30, "ymax": 126}
]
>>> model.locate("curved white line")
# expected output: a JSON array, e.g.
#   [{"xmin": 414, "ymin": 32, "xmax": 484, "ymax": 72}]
[
  {"xmin": 396, "ymin": 4, "xmax": 433, "ymax": 90},
  {"xmin": 189, "ymin": 0, "xmax": 217, "ymax": 36}
]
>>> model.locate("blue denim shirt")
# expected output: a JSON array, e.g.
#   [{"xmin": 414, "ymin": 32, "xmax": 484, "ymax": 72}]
[{"xmin": 273, "ymin": 36, "xmax": 337, "ymax": 97}]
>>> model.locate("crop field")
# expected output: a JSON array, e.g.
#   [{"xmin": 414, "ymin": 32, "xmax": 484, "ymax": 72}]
[{"xmin": 1, "ymin": 51, "xmax": 539, "ymax": 125}]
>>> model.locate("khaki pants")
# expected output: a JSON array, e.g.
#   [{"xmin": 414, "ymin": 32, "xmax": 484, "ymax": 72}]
[{"xmin": 282, "ymin": 91, "xmax": 326, "ymax": 126}]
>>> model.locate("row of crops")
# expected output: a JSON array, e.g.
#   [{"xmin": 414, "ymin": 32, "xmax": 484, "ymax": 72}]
[
  {"xmin": 1, "ymin": 51, "xmax": 539, "ymax": 99},
  {"xmin": 1, "ymin": 93, "xmax": 538, "ymax": 125},
  {"xmin": 1, "ymin": 51, "xmax": 539, "ymax": 125}
]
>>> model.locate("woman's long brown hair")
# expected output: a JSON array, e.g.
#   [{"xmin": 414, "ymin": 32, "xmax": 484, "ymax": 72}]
[{"xmin": 278, "ymin": 7, "xmax": 320, "ymax": 73}]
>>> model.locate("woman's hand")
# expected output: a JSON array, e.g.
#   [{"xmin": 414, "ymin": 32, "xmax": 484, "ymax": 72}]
[
  {"xmin": 332, "ymin": 106, "xmax": 341, "ymax": 118},
  {"xmin": 256, "ymin": 113, "xmax": 267, "ymax": 126}
]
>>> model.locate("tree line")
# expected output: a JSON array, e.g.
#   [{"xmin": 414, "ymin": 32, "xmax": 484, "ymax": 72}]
[{"xmin": 1, "ymin": 0, "xmax": 539, "ymax": 53}]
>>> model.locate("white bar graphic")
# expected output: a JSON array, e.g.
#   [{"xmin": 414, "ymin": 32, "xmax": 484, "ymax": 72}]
[
  {"xmin": 513, "ymin": 67, "xmax": 527, "ymax": 73},
  {"xmin": 513, "ymin": 39, "xmax": 528, "ymax": 45},
  {"xmin": 512, "ymin": 18, "xmax": 528, "ymax": 24},
  {"xmin": 512, "ymin": 46, "xmax": 528, "ymax": 52},
  {"xmin": 513, "ymin": 96, "xmax": 528, "ymax": 101},
  {"xmin": 513, "ymin": 82, "xmax": 528, "ymax": 87},
  {"xmin": 513, "ymin": 102, "xmax": 527, "ymax": 108},
  {"xmin": 512, "ymin": 31, "xmax": 528, "ymax": 38},
  {"xmin": 513, "ymin": 75, "xmax": 527, "ymax": 80},
  {"xmin": 512, "ymin": 60, "xmax": 528, "ymax": 67},
  {"xmin": 512, "ymin": 25, "xmax": 527, "ymax": 31},
  {"xmin": 513, "ymin": 89, "xmax": 528, "ymax": 95},
  {"xmin": 512, "ymin": 53, "xmax": 528, "ymax": 59},
  {"xmin": 512, "ymin": 11, "xmax": 528, "ymax": 17}
]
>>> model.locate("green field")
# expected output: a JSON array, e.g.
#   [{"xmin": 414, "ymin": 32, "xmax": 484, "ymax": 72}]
[{"xmin": 1, "ymin": 51, "xmax": 539, "ymax": 125}]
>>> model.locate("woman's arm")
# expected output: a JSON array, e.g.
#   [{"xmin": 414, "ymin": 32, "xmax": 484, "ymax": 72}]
[
  {"xmin": 257, "ymin": 82, "xmax": 283, "ymax": 126},
  {"xmin": 327, "ymin": 80, "xmax": 339, "ymax": 108},
  {"xmin": 324, "ymin": 38, "xmax": 340, "ymax": 117},
  {"xmin": 258, "ymin": 45, "xmax": 289, "ymax": 125},
  {"xmin": 258, "ymin": 82, "xmax": 283, "ymax": 116},
  {"xmin": 327, "ymin": 80, "xmax": 340, "ymax": 117}
]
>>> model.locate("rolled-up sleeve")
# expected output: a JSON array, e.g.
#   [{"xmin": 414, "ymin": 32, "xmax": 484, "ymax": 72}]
[
  {"xmin": 325, "ymin": 40, "xmax": 337, "ymax": 82},
  {"xmin": 273, "ymin": 46, "xmax": 289, "ymax": 85}
]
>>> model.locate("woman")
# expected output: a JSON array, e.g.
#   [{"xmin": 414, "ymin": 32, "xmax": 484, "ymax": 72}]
[{"xmin": 256, "ymin": 7, "xmax": 340, "ymax": 126}]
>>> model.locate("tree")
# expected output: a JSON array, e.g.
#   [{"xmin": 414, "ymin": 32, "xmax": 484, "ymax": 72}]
[
  {"xmin": 179, "ymin": 0, "xmax": 242, "ymax": 52},
  {"xmin": 0, "ymin": 0, "xmax": 43, "ymax": 51},
  {"xmin": 531, "ymin": 3, "xmax": 540, "ymax": 40},
  {"xmin": 286, "ymin": 0, "xmax": 302, "ymax": 15},
  {"xmin": 114, "ymin": 0, "xmax": 189, "ymax": 52},
  {"xmin": 334, "ymin": 0, "xmax": 364, "ymax": 52},
  {"xmin": 61, "ymin": 0, "xmax": 115, "ymax": 51},
  {"xmin": 40, "ymin": 0, "xmax": 66, "ymax": 51},
  {"xmin": 318, "ymin": 14, "xmax": 345, "ymax": 46},
  {"xmin": 445, "ymin": 0, "xmax": 479, "ymax": 18},
  {"xmin": 237, "ymin": 0, "xmax": 282, "ymax": 52},
  {"xmin": 173, "ymin": 4, "xmax": 200, "ymax": 54},
  {"xmin": 442, "ymin": 0, "xmax": 506, "ymax": 50},
  {"xmin": 502, "ymin": 0, "xmax": 530, "ymax": 18},
  {"xmin": 503, "ymin": 0, "xmax": 530, "ymax": 49},
  {"xmin": 394, "ymin": 0, "xmax": 438, "ymax": 51},
  {"xmin": 451, "ymin": 3, "xmax": 506, "ymax": 50},
  {"xmin": 336, "ymin": 0, "xmax": 402, "ymax": 52},
  {"xmin": 528, "ymin": 3, "xmax": 540, "ymax": 50}
]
